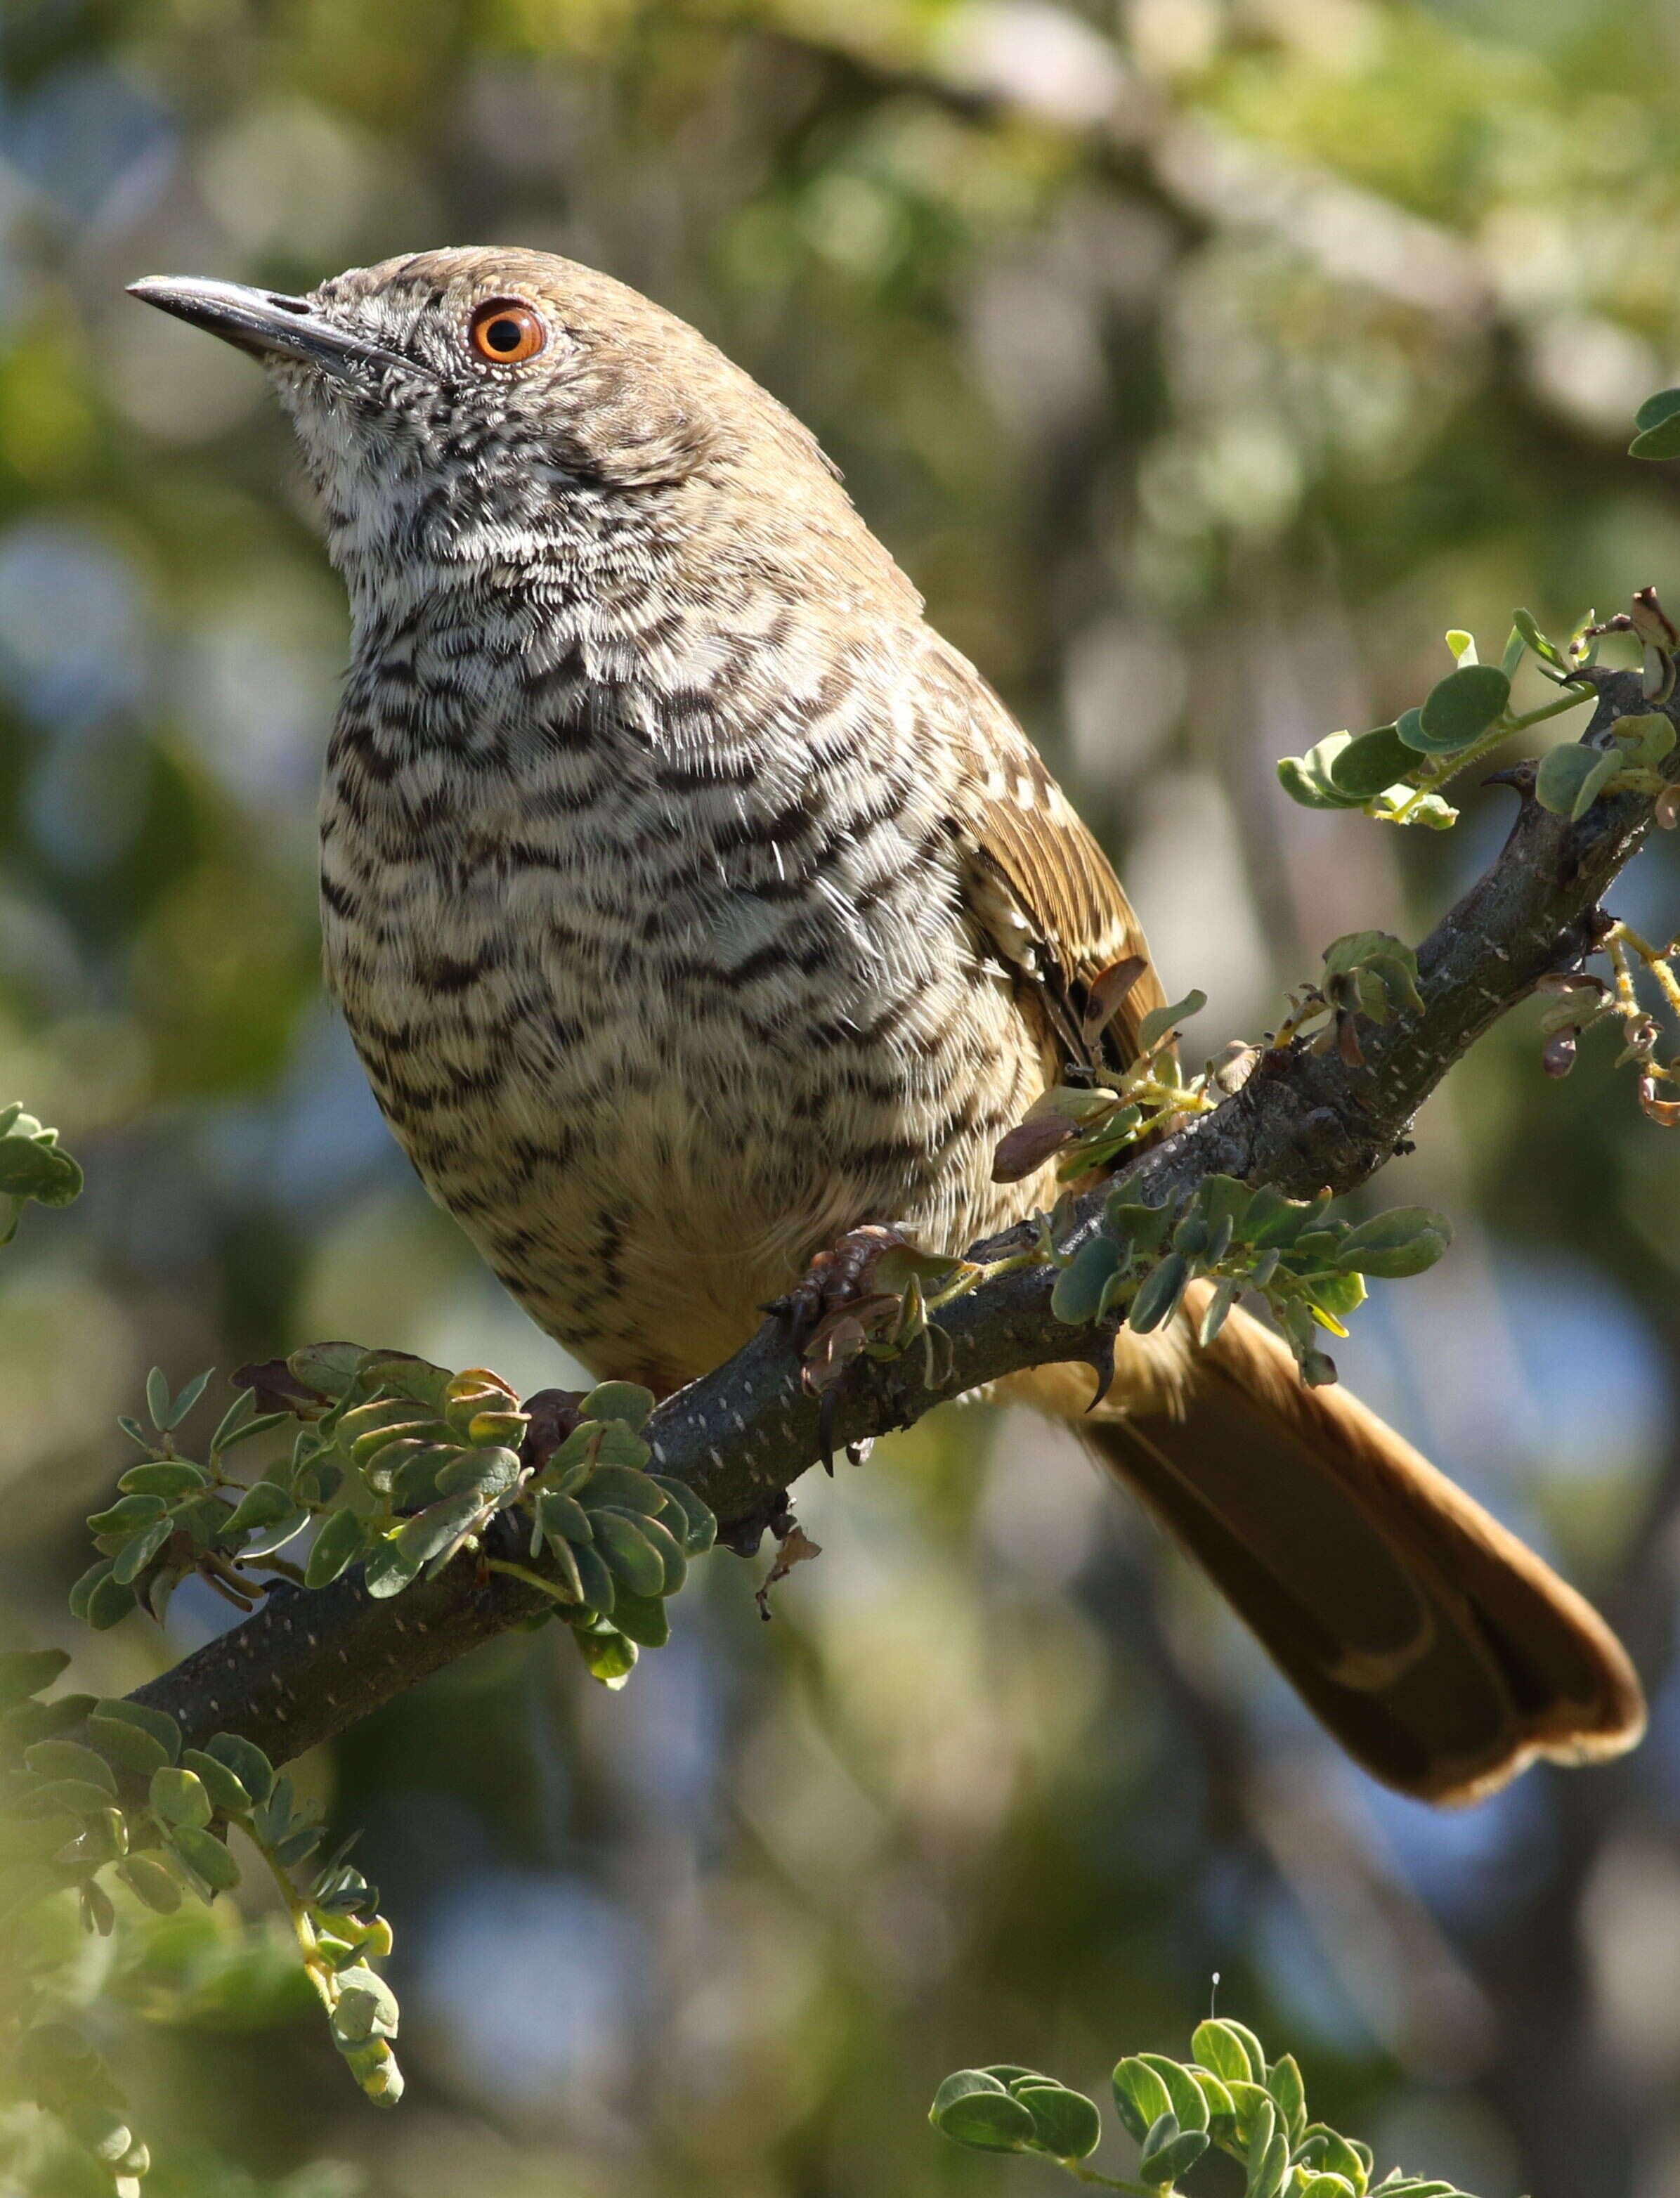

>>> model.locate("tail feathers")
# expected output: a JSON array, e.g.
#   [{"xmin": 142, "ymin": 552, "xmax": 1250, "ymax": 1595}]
[{"xmin": 1022, "ymin": 1295, "xmax": 1645, "ymax": 1805}]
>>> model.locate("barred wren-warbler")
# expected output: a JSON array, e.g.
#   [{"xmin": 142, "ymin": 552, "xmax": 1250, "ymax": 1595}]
[{"xmin": 131, "ymin": 249, "xmax": 1643, "ymax": 1802}]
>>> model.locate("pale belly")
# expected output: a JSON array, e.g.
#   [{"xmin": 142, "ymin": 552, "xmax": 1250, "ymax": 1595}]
[{"xmin": 323, "ymin": 850, "xmax": 1050, "ymax": 1393}]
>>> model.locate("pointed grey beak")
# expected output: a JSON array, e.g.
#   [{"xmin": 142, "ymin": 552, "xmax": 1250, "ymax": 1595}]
[{"xmin": 126, "ymin": 275, "xmax": 410, "ymax": 382}]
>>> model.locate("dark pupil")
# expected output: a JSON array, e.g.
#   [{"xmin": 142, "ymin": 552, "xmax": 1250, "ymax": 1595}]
[{"xmin": 485, "ymin": 316, "xmax": 523, "ymax": 353}]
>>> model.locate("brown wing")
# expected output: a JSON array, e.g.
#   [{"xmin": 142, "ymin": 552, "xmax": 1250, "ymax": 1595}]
[{"xmin": 953, "ymin": 694, "xmax": 1168, "ymax": 1077}]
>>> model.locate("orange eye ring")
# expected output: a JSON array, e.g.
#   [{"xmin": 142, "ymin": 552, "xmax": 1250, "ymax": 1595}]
[{"xmin": 467, "ymin": 298, "xmax": 546, "ymax": 365}]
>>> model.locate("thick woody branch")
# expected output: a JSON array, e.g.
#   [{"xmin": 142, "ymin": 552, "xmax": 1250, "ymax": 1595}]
[{"xmin": 127, "ymin": 669, "xmax": 1667, "ymax": 1768}]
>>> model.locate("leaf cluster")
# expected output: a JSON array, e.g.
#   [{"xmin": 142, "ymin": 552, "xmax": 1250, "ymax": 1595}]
[
  {"xmin": 932, "ymin": 2020, "xmax": 1478, "ymax": 2197},
  {"xmin": 1279, "ymin": 617, "xmax": 1597, "ymax": 829},
  {"xmin": 992, "ymin": 988, "xmax": 1221, "ymax": 1188},
  {"xmin": 74, "ymin": 1350, "xmax": 715, "ymax": 1691},
  {"xmin": 1048, "ymin": 1172, "xmax": 1450, "ymax": 1390},
  {"xmin": 0, "ymin": 1651, "xmax": 403, "ymax": 2198},
  {"xmin": 0, "ymin": 1103, "xmax": 83, "ymax": 1249}
]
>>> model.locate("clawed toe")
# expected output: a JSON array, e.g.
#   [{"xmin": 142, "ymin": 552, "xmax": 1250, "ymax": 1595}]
[{"xmin": 765, "ymin": 1224, "xmax": 911, "ymax": 1354}]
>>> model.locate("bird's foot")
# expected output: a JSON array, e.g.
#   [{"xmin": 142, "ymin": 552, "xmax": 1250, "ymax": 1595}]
[{"xmin": 765, "ymin": 1225, "xmax": 977, "ymax": 1409}]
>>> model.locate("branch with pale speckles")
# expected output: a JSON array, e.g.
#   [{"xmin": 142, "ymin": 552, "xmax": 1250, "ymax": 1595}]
[{"xmin": 121, "ymin": 668, "xmax": 1667, "ymax": 1768}]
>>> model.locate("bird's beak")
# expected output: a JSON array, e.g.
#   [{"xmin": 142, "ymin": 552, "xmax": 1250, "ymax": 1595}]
[{"xmin": 126, "ymin": 275, "xmax": 410, "ymax": 382}]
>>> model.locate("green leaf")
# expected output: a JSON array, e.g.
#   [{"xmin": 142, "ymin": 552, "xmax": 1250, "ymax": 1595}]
[
  {"xmin": 0, "ymin": 1648, "xmax": 71, "ymax": 1710},
  {"xmin": 1112, "ymin": 2057, "xmax": 1175, "ymax": 2143},
  {"xmin": 1198, "ymin": 1277, "xmax": 1238, "ymax": 1346},
  {"xmin": 1051, "ymin": 1235, "xmax": 1125, "ymax": 1326},
  {"xmin": 89, "ymin": 1699, "xmax": 180, "ymax": 1767},
  {"xmin": 1189, "ymin": 2065, "xmax": 1236, "ymax": 2138},
  {"xmin": 573, "ymin": 1624, "xmax": 637, "ymax": 1686},
  {"xmin": 1534, "ymin": 741, "xmax": 1602, "ymax": 817},
  {"xmin": 542, "ymin": 1536, "xmax": 585, "ymax": 1604},
  {"xmin": 464, "ymin": 1410, "xmax": 527, "ymax": 1448},
  {"xmin": 181, "ymin": 1749, "xmax": 252, "ymax": 1817},
  {"xmin": 606, "ymin": 1586, "xmax": 671, "ymax": 1648},
  {"xmin": 59, "ymin": 1802, "xmax": 126, "ymax": 1867},
  {"xmin": 145, "ymin": 1367, "xmax": 171, "ymax": 1431},
  {"xmin": 580, "ymin": 1381, "xmax": 656, "ymax": 1431},
  {"xmin": 112, "ymin": 1516, "xmax": 174, "ymax": 1586},
  {"xmin": 1142, "ymin": 2126, "xmax": 1209, "ymax": 2186},
  {"xmin": 67, "ymin": 2105, "xmax": 133, "ymax": 2166},
  {"xmin": 1308, "ymin": 1270, "xmax": 1367, "ymax": 1330},
  {"xmin": 930, "ymin": 2071, "xmax": 1036, "ymax": 2153},
  {"xmin": 1445, "ymin": 630, "xmax": 1476, "ymax": 664},
  {"xmin": 362, "ymin": 1537, "xmax": 424, "ymax": 1600},
  {"xmin": 162, "ymin": 1368, "xmax": 214, "ymax": 1430},
  {"xmin": 85, "ymin": 1573, "xmax": 138, "ymax": 1630},
  {"xmin": 222, "ymin": 1481, "xmax": 301, "ymax": 1534},
  {"xmin": 1629, "ymin": 392, "xmax": 1680, "ymax": 459},
  {"xmin": 70, "ymin": 1565, "xmax": 117, "ymax": 1635},
  {"xmin": 1572, "ymin": 746, "xmax": 1624, "ymax": 820},
  {"xmin": 202, "ymin": 1733, "xmax": 274, "ymax": 1807},
  {"xmin": 1251, "ymin": 2129, "xmax": 1291, "ymax": 2198},
  {"xmin": 393, "ymin": 1491, "xmax": 485, "ymax": 1567},
  {"xmin": 1012, "ymin": 2083, "xmax": 1101, "ymax": 2160},
  {"xmin": 23, "ymin": 1741, "xmax": 116, "ymax": 1795},
  {"xmin": 150, "ymin": 1767, "xmax": 213, "ymax": 1828},
  {"xmin": 13, "ymin": 1776, "xmax": 118, "ymax": 1819},
  {"xmin": 1265, "ymin": 2053, "xmax": 1306, "ymax": 2143},
  {"xmin": 165, "ymin": 1822, "xmax": 240, "ymax": 1892},
  {"xmin": 1635, "ymin": 386, "xmax": 1680, "ymax": 434},
  {"xmin": 1298, "ymin": 2126, "xmax": 1369, "ymax": 2192},
  {"xmin": 592, "ymin": 1509, "xmax": 667, "ymax": 1598},
  {"xmin": 116, "ymin": 1854, "xmax": 183, "ymax": 1913},
  {"xmin": 1136, "ymin": 990, "xmax": 1206, "ymax": 1055},
  {"xmin": 1225, "ymin": 2079, "xmax": 1275, "ymax": 2143},
  {"xmin": 635, "ymin": 1513, "xmax": 687, "ymax": 1596},
  {"xmin": 1277, "ymin": 745, "xmax": 1367, "ymax": 810},
  {"xmin": 86, "ymin": 1493, "xmax": 167, "ymax": 1534},
  {"xmin": 0, "ymin": 1692, "xmax": 96, "ymax": 1750},
  {"xmin": 330, "ymin": 1965, "xmax": 400, "ymax": 2042},
  {"xmin": 535, "ymin": 1489, "xmax": 593, "ymax": 1549},
  {"xmin": 304, "ymin": 1507, "xmax": 367, "ymax": 1589},
  {"xmin": 1511, "ymin": 607, "xmax": 1568, "ymax": 672},
  {"xmin": 117, "ymin": 1460, "xmax": 208, "ymax": 1497},
  {"xmin": 1327, "ymin": 726, "xmax": 1415, "ymax": 798},
  {"xmin": 576, "ymin": 1464, "xmax": 665, "ymax": 1514},
  {"xmin": 0, "ymin": 1125, "xmax": 83, "ymax": 1209},
  {"xmin": 1128, "ymin": 1251, "xmax": 1190, "ymax": 1334},
  {"xmin": 435, "ymin": 1445, "xmax": 523, "ymax": 1500},
  {"xmin": 1135, "ymin": 2054, "xmax": 1210, "ymax": 2133},
  {"xmin": 1411, "ymin": 664, "xmax": 1510, "ymax": 752},
  {"xmin": 238, "ymin": 1502, "xmax": 313, "ymax": 1559},
  {"xmin": 1338, "ymin": 1206, "xmax": 1453, "ymax": 1278},
  {"xmin": 1612, "ymin": 710, "xmax": 1676, "ymax": 766},
  {"xmin": 646, "ymin": 1476, "xmax": 717, "ymax": 1556},
  {"xmin": 571, "ymin": 1540, "xmax": 616, "ymax": 1615}
]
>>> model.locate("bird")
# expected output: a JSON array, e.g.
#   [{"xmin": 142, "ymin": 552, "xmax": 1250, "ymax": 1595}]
[{"xmin": 129, "ymin": 247, "xmax": 1644, "ymax": 1804}]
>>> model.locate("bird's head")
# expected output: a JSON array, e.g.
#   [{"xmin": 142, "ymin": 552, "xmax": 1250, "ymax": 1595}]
[{"xmin": 128, "ymin": 247, "xmax": 866, "ymax": 599}]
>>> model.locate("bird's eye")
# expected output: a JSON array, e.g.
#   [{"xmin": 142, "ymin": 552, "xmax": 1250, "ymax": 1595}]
[{"xmin": 467, "ymin": 299, "xmax": 546, "ymax": 365}]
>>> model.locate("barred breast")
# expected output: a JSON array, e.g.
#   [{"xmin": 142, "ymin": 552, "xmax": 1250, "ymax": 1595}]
[{"xmin": 318, "ymin": 580, "xmax": 1051, "ymax": 1392}]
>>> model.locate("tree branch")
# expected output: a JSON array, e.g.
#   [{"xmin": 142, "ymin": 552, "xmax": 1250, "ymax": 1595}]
[{"xmin": 126, "ymin": 669, "xmax": 1667, "ymax": 1768}]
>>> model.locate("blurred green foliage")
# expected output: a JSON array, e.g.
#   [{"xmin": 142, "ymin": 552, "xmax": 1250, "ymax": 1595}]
[{"xmin": 6, "ymin": 0, "xmax": 1680, "ymax": 2194}]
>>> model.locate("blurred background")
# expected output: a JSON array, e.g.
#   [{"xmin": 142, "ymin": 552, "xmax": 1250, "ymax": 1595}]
[{"xmin": 4, "ymin": 0, "xmax": 1680, "ymax": 2192}]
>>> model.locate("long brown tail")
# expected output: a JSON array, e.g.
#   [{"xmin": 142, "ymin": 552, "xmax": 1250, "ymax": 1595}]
[{"xmin": 1015, "ymin": 1294, "xmax": 1645, "ymax": 1804}]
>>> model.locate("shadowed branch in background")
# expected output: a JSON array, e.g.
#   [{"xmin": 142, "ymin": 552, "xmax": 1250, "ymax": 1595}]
[{"xmin": 105, "ymin": 658, "xmax": 1674, "ymax": 1772}]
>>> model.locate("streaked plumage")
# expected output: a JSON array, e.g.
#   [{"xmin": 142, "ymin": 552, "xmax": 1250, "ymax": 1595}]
[{"xmin": 131, "ymin": 247, "xmax": 1644, "ymax": 1802}]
